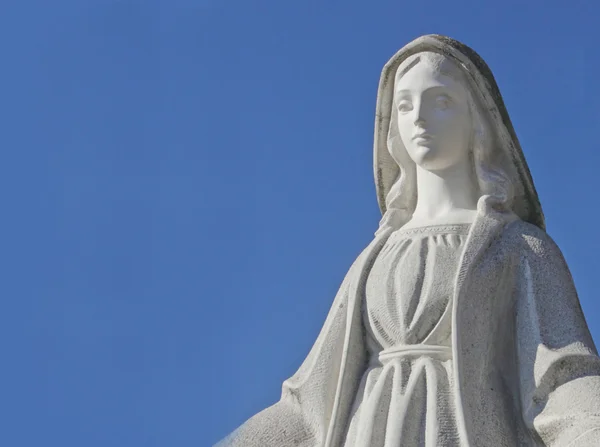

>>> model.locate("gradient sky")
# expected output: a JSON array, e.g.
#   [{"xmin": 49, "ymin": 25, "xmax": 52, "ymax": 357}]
[{"xmin": 1, "ymin": 1, "xmax": 599, "ymax": 446}]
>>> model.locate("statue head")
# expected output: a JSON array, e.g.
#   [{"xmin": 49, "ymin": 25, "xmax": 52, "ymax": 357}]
[{"xmin": 374, "ymin": 35, "xmax": 544, "ymax": 234}]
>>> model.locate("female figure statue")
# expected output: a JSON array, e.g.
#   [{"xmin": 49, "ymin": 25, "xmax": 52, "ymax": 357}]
[{"xmin": 217, "ymin": 35, "xmax": 600, "ymax": 446}]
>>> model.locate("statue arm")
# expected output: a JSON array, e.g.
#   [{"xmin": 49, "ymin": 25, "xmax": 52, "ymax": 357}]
[
  {"xmin": 215, "ymin": 255, "xmax": 367, "ymax": 447},
  {"xmin": 515, "ymin": 228, "xmax": 600, "ymax": 446}
]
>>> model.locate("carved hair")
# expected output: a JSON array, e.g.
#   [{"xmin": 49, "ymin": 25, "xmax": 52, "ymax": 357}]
[{"xmin": 377, "ymin": 52, "xmax": 515, "ymax": 233}]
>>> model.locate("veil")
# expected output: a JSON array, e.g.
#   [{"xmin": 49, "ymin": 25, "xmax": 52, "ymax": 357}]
[{"xmin": 373, "ymin": 35, "xmax": 545, "ymax": 232}]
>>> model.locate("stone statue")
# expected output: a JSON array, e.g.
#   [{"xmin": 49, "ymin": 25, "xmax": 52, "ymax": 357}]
[{"xmin": 217, "ymin": 35, "xmax": 600, "ymax": 446}]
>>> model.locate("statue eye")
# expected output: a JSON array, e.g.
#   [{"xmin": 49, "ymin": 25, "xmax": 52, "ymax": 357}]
[
  {"xmin": 397, "ymin": 101, "xmax": 413, "ymax": 113},
  {"xmin": 436, "ymin": 96, "xmax": 452, "ymax": 110}
]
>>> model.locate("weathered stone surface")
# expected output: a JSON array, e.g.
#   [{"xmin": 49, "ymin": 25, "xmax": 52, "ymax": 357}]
[{"xmin": 216, "ymin": 35, "xmax": 600, "ymax": 447}]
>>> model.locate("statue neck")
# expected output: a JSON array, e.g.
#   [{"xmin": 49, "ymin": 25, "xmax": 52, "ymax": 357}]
[{"xmin": 409, "ymin": 160, "xmax": 479, "ymax": 227}]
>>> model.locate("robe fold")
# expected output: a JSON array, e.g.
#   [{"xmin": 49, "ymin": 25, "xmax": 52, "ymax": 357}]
[{"xmin": 216, "ymin": 213, "xmax": 600, "ymax": 447}]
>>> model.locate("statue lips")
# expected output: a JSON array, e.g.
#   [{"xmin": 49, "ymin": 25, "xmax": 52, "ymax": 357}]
[{"xmin": 412, "ymin": 132, "xmax": 434, "ymax": 145}]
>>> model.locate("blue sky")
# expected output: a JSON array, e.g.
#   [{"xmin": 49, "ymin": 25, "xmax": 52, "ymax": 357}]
[{"xmin": 1, "ymin": 1, "xmax": 599, "ymax": 446}]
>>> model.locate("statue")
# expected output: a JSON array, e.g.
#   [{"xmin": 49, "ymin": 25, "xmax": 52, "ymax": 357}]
[{"xmin": 216, "ymin": 35, "xmax": 600, "ymax": 446}]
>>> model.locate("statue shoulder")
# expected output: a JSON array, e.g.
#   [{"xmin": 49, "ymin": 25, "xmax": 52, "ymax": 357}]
[{"xmin": 500, "ymin": 219, "xmax": 565, "ymax": 261}]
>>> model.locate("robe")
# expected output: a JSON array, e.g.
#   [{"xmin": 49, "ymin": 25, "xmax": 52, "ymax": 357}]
[
  {"xmin": 343, "ymin": 224, "xmax": 469, "ymax": 446},
  {"xmin": 216, "ymin": 212, "xmax": 600, "ymax": 447}
]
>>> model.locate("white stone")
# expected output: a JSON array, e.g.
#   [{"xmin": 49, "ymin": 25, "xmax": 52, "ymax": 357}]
[{"xmin": 216, "ymin": 35, "xmax": 600, "ymax": 447}]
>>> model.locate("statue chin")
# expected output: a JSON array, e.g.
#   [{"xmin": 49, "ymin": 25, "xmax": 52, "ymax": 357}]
[{"xmin": 409, "ymin": 145, "xmax": 444, "ymax": 169}]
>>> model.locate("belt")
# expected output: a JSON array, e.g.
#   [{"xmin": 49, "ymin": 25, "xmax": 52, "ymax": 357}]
[{"xmin": 377, "ymin": 344, "xmax": 452, "ymax": 363}]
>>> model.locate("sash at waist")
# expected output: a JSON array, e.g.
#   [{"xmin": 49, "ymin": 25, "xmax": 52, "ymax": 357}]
[{"xmin": 377, "ymin": 344, "xmax": 452, "ymax": 363}]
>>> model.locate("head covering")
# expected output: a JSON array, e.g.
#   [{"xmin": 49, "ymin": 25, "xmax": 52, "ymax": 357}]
[{"xmin": 374, "ymin": 35, "xmax": 545, "ymax": 230}]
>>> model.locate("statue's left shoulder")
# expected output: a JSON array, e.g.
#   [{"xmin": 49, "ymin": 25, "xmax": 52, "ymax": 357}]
[{"xmin": 499, "ymin": 218, "xmax": 564, "ymax": 260}]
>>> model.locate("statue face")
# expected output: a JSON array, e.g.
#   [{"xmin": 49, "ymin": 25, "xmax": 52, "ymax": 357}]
[{"xmin": 394, "ymin": 57, "xmax": 472, "ymax": 172}]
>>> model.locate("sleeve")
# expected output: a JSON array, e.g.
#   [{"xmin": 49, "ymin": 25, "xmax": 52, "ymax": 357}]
[
  {"xmin": 215, "ymin": 254, "xmax": 368, "ymax": 447},
  {"xmin": 515, "ymin": 228, "xmax": 600, "ymax": 446}
]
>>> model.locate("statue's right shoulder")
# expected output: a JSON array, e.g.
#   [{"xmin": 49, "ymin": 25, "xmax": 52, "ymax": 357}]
[{"xmin": 343, "ymin": 230, "xmax": 392, "ymax": 279}]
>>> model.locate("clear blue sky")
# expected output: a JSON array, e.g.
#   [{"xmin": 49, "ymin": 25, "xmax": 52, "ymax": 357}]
[{"xmin": 2, "ymin": 1, "xmax": 599, "ymax": 446}]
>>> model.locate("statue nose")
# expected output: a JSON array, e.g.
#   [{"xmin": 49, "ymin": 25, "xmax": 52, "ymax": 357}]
[
  {"xmin": 414, "ymin": 116, "xmax": 426, "ymax": 127},
  {"xmin": 413, "ymin": 101, "xmax": 426, "ymax": 126}
]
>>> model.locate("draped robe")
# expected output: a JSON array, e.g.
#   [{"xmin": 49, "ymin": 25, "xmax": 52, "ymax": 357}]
[{"xmin": 217, "ymin": 211, "xmax": 600, "ymax": 447}]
